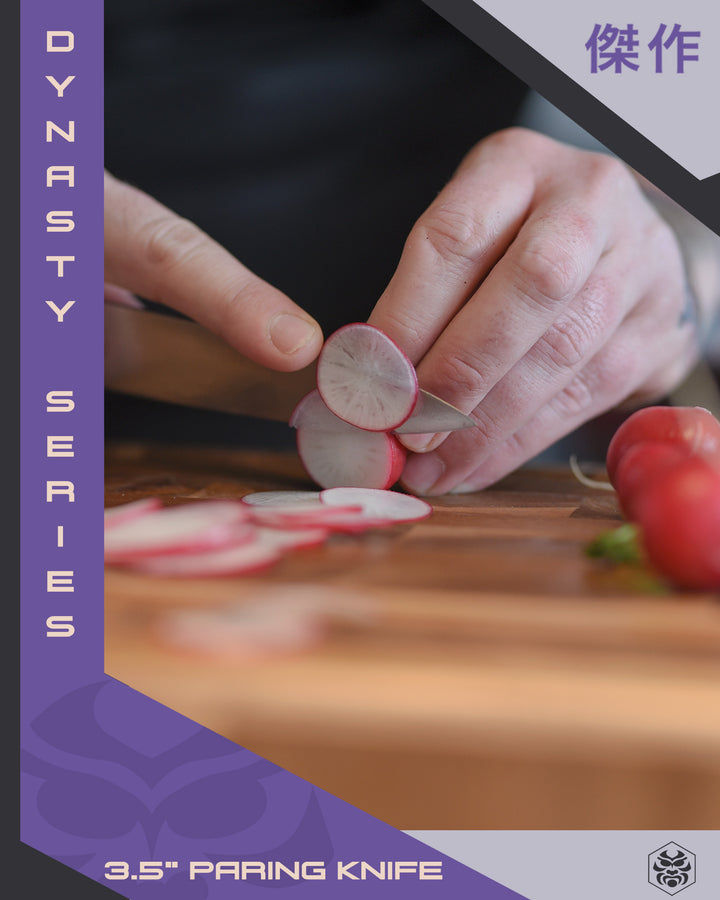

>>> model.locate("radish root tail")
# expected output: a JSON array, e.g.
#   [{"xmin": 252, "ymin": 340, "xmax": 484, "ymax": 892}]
[{"xmin": 569, "ymin": 454, "xmax": 615, "ymax": 492}]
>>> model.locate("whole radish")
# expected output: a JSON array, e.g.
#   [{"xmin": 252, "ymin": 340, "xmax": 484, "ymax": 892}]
[
  {"xmin": 632, "ymin": 456, "xmax": 720, "ymax": 591},
  {"xmin": 613, "ymin": 441, "xmax": 688, "ymax": 521},
  {"xmin": 606, "ymin": 406, "xmax": 720, "ymax": 486}
]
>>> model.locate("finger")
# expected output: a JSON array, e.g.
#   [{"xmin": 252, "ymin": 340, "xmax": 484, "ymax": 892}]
[
  {"xmin": 104, "ymin": 283, "xmax": 144, "ymax": 308},
  {"xmin": 401, "ymin": 219, "xmax": 656, "ymax": 456},
  {"xmin": 400, "ymin": 298, "xmax": 694, "ymax": 495},
  {"xmin": 104, "ymin": 171, "xmax": 323, "ymax": 371},
  {"xmin": 368, "ymin": 137, "xmax": 536, "ymax": 362},
  {"xmin": 394, "ymin": 193, "xmax": 610, "ymax": 459}
]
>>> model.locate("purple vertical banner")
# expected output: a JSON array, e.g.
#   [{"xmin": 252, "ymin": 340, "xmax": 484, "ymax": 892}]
[
  {"xmin": 19, "ymin": 2, "xmax": 526, "ymax": 898},
  {"xmin": 20, "ymin": 0, "xmax": 106, "ymax": 865}
]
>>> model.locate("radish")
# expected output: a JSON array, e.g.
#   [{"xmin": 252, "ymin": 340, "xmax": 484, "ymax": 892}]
[
  {"xmin": 291, "ymin": 389, "xmax": 407, "ymax": 489},
  {"xmin": 247, "ymin": 501, "xmax": 391, "ymax": 533},
  {"xmin": 606, "ymin": 406, "xmax": 720, "ymax": 485},
  {"xmin": 104, "ymin": 497, "xmax": 162, "ymax": 528},
  {"xmin": 316, "ymin": 322, "xmax": 419, "ymax": 431},
  {"xmin": 632, "ymin": 456, "xmax": 720, "ymax": 590},
  {"xmin": 612, "ymin": 441, "xmax": 688, "ymax": 521},
  {"xmin": 104, "ymin": 501, "xmax": 252, "ymax": 563},
  {"xmin": 320, "ymin": 486, "xmax": 432, "ymax": 523},
  {"xmin": 248, "ymin": 501, "xmax": 361, "ymax": 527},
  {"xmin": 241, "ymin": 490, "xmax": 322, "ymax": 507},
  {"xmin": 255, "ymin": 526, "xmax": 330, "ymax": 550},
  {"xmin": 127, "ymin": 538, "xmax": 281, "ymax": 577},
  {"xmin": 159, "ymin": 594, "xmax": 326, "ymax": 656}
]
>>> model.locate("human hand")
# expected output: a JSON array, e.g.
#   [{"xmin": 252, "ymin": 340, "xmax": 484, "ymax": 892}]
[
  {"xmin": 104, "ymin": 171, "xmax": 323, "ymax": 371},
  {"xmin": 368, "ymin": 128, "xmax": 698, "ymax": 494}
]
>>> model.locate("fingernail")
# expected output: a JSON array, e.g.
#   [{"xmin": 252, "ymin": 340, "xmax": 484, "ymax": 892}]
[
  {"xmin": 269, "ymin": 314, "xmax": 319, "ymax": 355},
  {"xmin": 399, "ymin": 432, "xmax": 436, "ymax": 453},
  {"xmin": 401, "ymin": 452, "xmax": 445, "ymax": 495}
]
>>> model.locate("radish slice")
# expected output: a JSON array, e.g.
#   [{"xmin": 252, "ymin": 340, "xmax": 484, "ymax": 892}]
[
  {"xmin": 320, "ymin": 487, "xmax": 432, "ymax": 522},
  {"xmin": 104, "ymin": 501, "xmax": 251, "ymax": 563},
  {"xmin": 288, "ymin": 389, "xmax": 336, "ymax": 430},
  {"xmin": 248, "ymin": 502, "xmax": 361, "ymax": 528},
  {"xmin": 241, "ymin": 490, "xmax": 322, "ymax": 507},
  {"xmin": 255, "ymin": 526, "xmax": 329, "ymax": 550},
  {"xmin": 126, "ymin": 538, "xmax": 281, "ymax": 577},
  {"xmin": 316, "ymin": 323, "xmax": 418, "ymax": 431},
  {"xmin": 159, "ymin": 593, "xmax": 325, "ymax": 656},
  {"xmin": 291, "ymin": 390, "xmax": 407, "ymax": 489},
  {"xmin": 104, "ymin": 497, "xmax": 162, "ymax": 529},
  {"xmin": 291, "ymin": 390, "xmax": 405, "ymax": 489},
  {"xmin": 298, "ymin": 426, "xmax": 406, "ymax": 490}
]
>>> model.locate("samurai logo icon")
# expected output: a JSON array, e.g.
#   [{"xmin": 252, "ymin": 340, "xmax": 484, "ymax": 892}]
[{"xmin": 648, "ymin": 842, "xmax": 696, "ymax": 895}]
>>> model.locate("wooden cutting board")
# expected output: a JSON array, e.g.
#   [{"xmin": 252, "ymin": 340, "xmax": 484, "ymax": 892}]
[{"xmin": 105, "ymin": 442, "xmax": 720, "ymax": 830}]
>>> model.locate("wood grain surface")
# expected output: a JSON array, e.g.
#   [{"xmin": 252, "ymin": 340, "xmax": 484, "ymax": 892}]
[{"xmin": 105, "ymin": 442, "xmax": 720, "ymax": 829}]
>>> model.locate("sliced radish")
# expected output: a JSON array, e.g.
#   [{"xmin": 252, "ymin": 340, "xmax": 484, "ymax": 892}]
[
  {"xmin": 159, "ymin": 594, "xmax": 325, "ymax": 656},
  {"xmin": 241, "ymin": 490, "xmax": 322, "ymax": 507},
  {"xmin": 126, "ymin": 538, "xmax": 281, "ymax": 577},
  {"xmin": 255, "ymin": 526, "xmax": 329, "ymax": 550},
  {"xmin": 104, "ymin": 501, "xmax": 251, "ymax": 563},
  {"xmin": 320, "ymin": 487, "xmax": 432, "ymax": 522},
  {"xmin": 104, "ymin": 497, "xmax": 162, "ymax": 529},
  {"xmin": 288, "ymin": 389, "xmax": 337, "ymax": 430},
  {"xmin": 248, "ymin": 501, "xmax": 361, "ymax": 528},
  {"xmin": 291, "ymin": 389, "xmax": 407, "ymax": 489},
  {"xmin": 316, "ymin": 323, "xmax": 419, "ymax": 431},
  {"xmin": 298, "ymin": 426, "xmax": 406, "ymax": 490}
]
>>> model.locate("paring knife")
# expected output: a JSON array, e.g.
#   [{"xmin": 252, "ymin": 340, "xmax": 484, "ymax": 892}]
[{"xmin": 104, "ymin": 305, "xmax": 476, "ymax": 434}]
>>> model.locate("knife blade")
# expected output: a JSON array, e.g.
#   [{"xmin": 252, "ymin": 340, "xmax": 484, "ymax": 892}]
[{"xmin": 104, "ymin": 305, "xmax": 476, "ymax": 433}]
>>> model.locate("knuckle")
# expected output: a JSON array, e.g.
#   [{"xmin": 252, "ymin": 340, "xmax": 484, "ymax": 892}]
[
  {"xmin": 370, "ymin": 306, "xmax": 428, "ymax": 351},
  {"xmin": 512, "ymin": 233, "xmax": 583, "ymax": 310},
  {"xmin": 583, "ymin": 152, "xmax": 630, "ymax": 192},
  {"xmin": 430, "ymin": 346, "xmax": 499, "ymax": 401},
  {"xmin": 141, "ymin": 215, "xmax": 206, "ymax": 270},
  {"xmin": 536, "ymin": 315, "xmax": 593, "ymax": 372},
  {"xmin": 561, "ymin": 206, "xmax": 599, "ymax": 250},
  {"xmin": 217, "ymin": 277, "xmax": 271, "ymax": 334},
  {"xmin": 552, "ymin": 372, "xmax": 596, "ymax": 420},
  {"xmin": 417, "ymin": 202, "xmax": 489, "ymax": 270},
  {"xmin": 485, "ymin": 126, "xmax": 551, "ymax": 155}
]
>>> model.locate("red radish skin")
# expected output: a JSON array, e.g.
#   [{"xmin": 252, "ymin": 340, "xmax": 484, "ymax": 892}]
[
  {"xmin": 317, "ymin": 322, "xmax": 419, "ymax": 431},
  {"xmin": 320, "ymin": 487, "xmax": 432, "ymax": 522},
  {"xmin": 246, "ymin": 502, "xmax": 364, "ymax": 528},
  {"xmin": 632, "ymin": 456, "xmax": 720, "ymax": 591},
  {"xmin": 104, "ymin": 497, "xmax": 162, "ymax": 528},
  {"xmin": 248, "ymin": 503, "xmax": 393, "ymax": 533},
  {"xmin": 104, "ymin": 501, "xmax": 251, "ymax": 563},
  {"xmin": 606, "ymin": 406, "xmax": 720, "ymax": 485},
  {"xmin": 255, "ymin": 526, "xmax": 330, "ymax": 550},
  {"xmin": 297, "ymin": 426, "xmax": 407, "ymax": 490},
  {"xmin": 613, "ymin": 441, "xmax": 688, "ymax": 521},
  {"xmin": 127, "ymin": 539, "xmax": 281, "ymax": 577}
]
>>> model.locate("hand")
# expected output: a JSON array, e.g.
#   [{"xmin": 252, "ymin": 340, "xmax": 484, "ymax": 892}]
[
  {"xmin": 104, "ymin": 171, "xmax": 323, "ymax": 371},
  {"xmin": 368, "ymin": 128, "xmax": 698, "ymax": 494}
]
